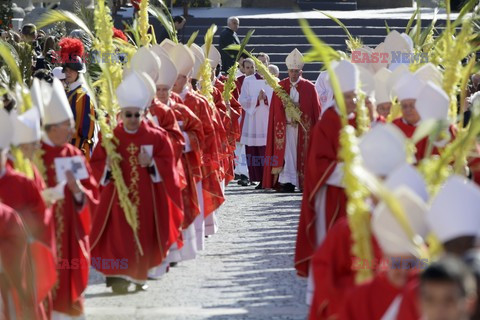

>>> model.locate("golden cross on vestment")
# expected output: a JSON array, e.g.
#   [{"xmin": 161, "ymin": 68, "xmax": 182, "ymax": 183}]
[{"xmin": 127, "ymin": 143, "xmax": 139, "ymax": 155}]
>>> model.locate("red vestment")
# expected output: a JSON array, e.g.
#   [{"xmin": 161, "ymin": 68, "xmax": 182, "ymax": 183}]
[
  {"xmin": 309, "ymin": 217, "xmax": 383, "ymax": 320},
  {"xmin": 6, "ymin": 158, "xmax": 46, "ymax": 191},
  {"xmin": 340, "ymin": 272, "xmax": 410, "ymax": 320},
  {"xmin": 396, "ymin": 278, "xmax": 420, "ymax": 320},
  {"xmin": 263, "ymin": 77, "xmax": 321, "ymax": 189},
  {"xmin": 4, "ymin": 159, "xmax": 56, "ymax": 320},
  {"xmin": 211, "ymin": 85, "xmax": 235, "ymax": 184},
  {"xmin": 392, "ymin": 118, "xmax": 457, "ymax": 162},
  {"xmin": 169, "ymin": 98, "xmax": 204, "ymax": 228},
  {"xmin": 194, "ymin": 90, "xmax": 228, "ymax": 182},
  {"xmin": 0, "ymin": 166, "xmax": 50, "ymax": 246},
  {"xmin": 182, "ymin": 90, "xmax": 225, "ymax": 216},
  {"xmin": 295, "ymin": 107, "xmax": 348, "ymax": 277},
  {"xmin": 148, "ymin": 98, "xmax": 187, "ymax": 191},
  {"xmin": 234, "ymin": 75, "xmax": 246, "ymax": 100},
  {"xmin": 215, "ymin": 78, "xmax": 242, "ymax": 143},
  {"xmin": 149, "ymin": 98, "xmax": 185, "ymax": 161},
  {"xmin": 40, "ymin": 141, "xmax": 99, "ymax": 316},
  {"xmin": 170, "ymin": 91, "xmax": 184, "ymax": 104},
  {"xmin": 0, "ymin": 203, "xmax": 37, "ymax": 319},
  {"xmin": 90, "ymin": 121, "xmax": 183, "ymax": 283},
  {"xmin": 214, "ymin": 79, "xmax": 242, "ymax": 183}
]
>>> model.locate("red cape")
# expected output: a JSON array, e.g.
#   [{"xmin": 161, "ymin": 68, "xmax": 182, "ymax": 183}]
[
  {"xmin": 263, "ymin": 77, "xmax": 321, "ymax": 189},
  {"xmin": 393, "ymin": 117, "xmax": 457, "ymax": 162},
  {"xmin": 183, "ymin": 90, "xmax": 225, "ymax": 215},
  {"xmin": 340, "ymin": 272, "xmax": 412, "ymax": 320},
  {"xmin": 170, "ymin": 98, "xmax": 205, "ymax": 228},
  {"xmin": 396, "ymin": 278, "xmax": 420, "ymax": 320},
  {"xmin": 309, "ymin": 217, "xmax": 383, "ymax": 320},
  {"xmin": 0, "ymin": 203, "xmax": 39, "ymax": 319},
  {"xmin": 40, "ymin": 141, "xmax": 99, "ymax": 316},
  {"xmin": 295, "ymin": 107, "xmax": 347, "ymax": 277}
]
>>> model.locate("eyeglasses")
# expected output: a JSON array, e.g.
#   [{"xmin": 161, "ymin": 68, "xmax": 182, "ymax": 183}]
[{"xmin": 125, "ymin": 112, "xmax": 141, "ymax": 118}]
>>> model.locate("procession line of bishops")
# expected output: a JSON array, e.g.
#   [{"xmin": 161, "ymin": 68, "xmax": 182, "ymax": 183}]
[
  {"xmin": 0, "ymin": 35, "xmax": 268, "ymax": 319},
  {"xmin": 290, "ymin": 30, "xmax": 480, "ymax": 320},
  {"xmin": 3, "ymin": 25, "xmax": 480, "ymax": 320}
]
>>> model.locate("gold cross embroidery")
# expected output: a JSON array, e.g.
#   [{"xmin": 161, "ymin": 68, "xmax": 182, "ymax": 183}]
[{"xmin": 127, "ymin": 143, "xmax": 139, "ymax": 155}]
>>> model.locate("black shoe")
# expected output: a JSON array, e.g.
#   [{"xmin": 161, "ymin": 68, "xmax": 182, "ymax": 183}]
[
  {"xmin": 255, "ymin": 182, "xmax": 263, "ymax": 190},
  {"xmin": 169, "ymin": 262, "xmax": 178, "ymax": 267},
  {"xmin": 282, "ymin": 183, "xmax": 296, "ymax": 193},
  {"xmin": 234, "ymin": 173, "xmax": 241, "ymax": 180},
  {"xmin": 109, "ymin": 277, "xmax": 130, "ymax": 294},
  {"xmin": 135, "ymin": 283, "xmax": 148, "ymax": 292},
  {"xmin": 237, "ymin": 176, "xmax": 249, "ymax": 186}
]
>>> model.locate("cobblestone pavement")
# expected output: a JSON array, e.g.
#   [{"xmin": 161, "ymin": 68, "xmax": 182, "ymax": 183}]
[{"xmin": 85, "ymin": 183, "xmax": 308, "ymax": 320}]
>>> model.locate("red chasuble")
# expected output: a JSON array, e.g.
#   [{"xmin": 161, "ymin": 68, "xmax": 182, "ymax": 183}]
[
  {"xmin": 6, "ymin": 158, "xmax": 46, "ymax": 191},
  {"xmin": 40, "ymin": 141, "xmax": 99, "ymax": 316},
  {"xmin": 234, "ymin": 75, "xmax": 246, "ymax": 100},
  {"xmin": 170, "ymin": 91, "xmax": 184, "ymax": 104},
  {"xmin": 3, "ymin": 159, "xmax": 57, "ymax": 320},
  {"xmin": 295, "ymin": 107, "xmax": 348, "ymax": 277},
  {"xmin": 215, "ymin": 78, "xmax": 243, "ymax": 144},
  {"xmin": 392, "ymin": 118, "xmax": 456, "ymax": 162},
  {"xmin": 0, "ymin": 166, "xmax": 50, "ymax": 246},
  {"xmin": 263, "ymin": 77, "xmax": 321, "ymax": 189},
  {"xmin": 148, "ymin": 98, "xmax": 187, "ymax": 192},
  {"xmin": 309, "ymin": 217, "xmax": 383, "ymax": 320},
  {"xmin": 211, "ymin": 86, "xmax": 235, "ymax": 184},
  {"xmin": 89, "ymin": 121, "xmax": 183, "ymax": 284},
  {"xmin": 183, "ymin": 90, "xmax": 225, "ymax": 216},
  {"xmin": 169, "ymin": 98, "xmax": 204, "ymax": 228},
  {"xmin": 194, "ymin": 90, "xmax": 228, "ymax": 182},
  {"xmin": 396, "ymin": 278, "xmax": 420, "ymax": 320},
  {"xmin": 149, "ymin": 98, "xmax": 185, "ymax": 161},
  {"xmin": 0, "ymin": 203, "xmax": 38, "ymax": 319},
  {"xmin": 213, "ymin": 80, "xmax": 241, "ymax": 184},
  {"xmin": 340, "ymin": 271, "xmax": 414, "ymax": 320}
]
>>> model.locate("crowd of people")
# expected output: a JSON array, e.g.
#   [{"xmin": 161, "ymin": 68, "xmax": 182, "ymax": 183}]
[{"xmin": 1, "ymin": 2, "xmax": 480, "ymax": 320}]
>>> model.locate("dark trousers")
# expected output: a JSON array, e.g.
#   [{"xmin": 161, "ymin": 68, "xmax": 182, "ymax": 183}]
[{"xmin": 245, "ymin": 145, "xmax": 266, "ymax": 182}]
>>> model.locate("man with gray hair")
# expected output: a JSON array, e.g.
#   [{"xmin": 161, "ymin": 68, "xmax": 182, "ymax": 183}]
[
  {"xmin": 219, "ymin": 16, "xmax": 240, "ymax": 72},
  {"xmin": 268, "ymin": 64, "xmax": 280, "ymax": 79}
]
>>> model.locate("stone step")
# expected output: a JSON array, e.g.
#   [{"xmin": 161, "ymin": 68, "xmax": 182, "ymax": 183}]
[
  {"xmin": 189, "ymin": 34, "xmax": 389, "ymax": 45},
  {"xmin": 297, "ymin": 1, "xmax": 357, "ymax": 11},
  {"xmin": 181, "ymin": 17, "xmax": 447, "ymax": 28},
  {"xmin": 182, "ymin": 25, "xmax": 447, "ymax": 37}
]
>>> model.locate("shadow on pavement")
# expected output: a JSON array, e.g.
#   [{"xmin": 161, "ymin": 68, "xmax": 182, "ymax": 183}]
[{"xmin": 203, "ymin": 195, "xmax": 308, "ymax": 320}]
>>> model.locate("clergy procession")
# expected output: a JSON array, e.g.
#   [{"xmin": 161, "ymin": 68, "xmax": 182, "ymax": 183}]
[{"xmin": 1, "ymin": 0, "xmax": 480, "ymax": 319}]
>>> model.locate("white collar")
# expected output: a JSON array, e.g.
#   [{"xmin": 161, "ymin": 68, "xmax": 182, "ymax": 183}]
[
  {"xmin": 332, "ymin": 101, "xmax": 355, "ymax": 119},
  {"xmin": 123, "ymin": 127, "xmax": 139, "ymax": 134},
  {"xmin": 290, "ymin": 79, "xmax": 300, "ymax": 87},
  {"xmin": 42, "ymin": 133, "xmax": 56, "ymax": 147},
  {"xmin": 67, "ymin": 77, "xmax": 84, "ymax": 92},
  {"xmin": 402, "ymin": 118, "xmax": 418, "ymax": 127},
  {"xmin": 179, "ymin": 86, "xmax": 189, "ymax": 101}
]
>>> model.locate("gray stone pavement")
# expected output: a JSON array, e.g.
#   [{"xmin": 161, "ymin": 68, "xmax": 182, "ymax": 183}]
[{"xmin": 85, "ymin": 183, "xmax": 308, "ymax": 320}]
